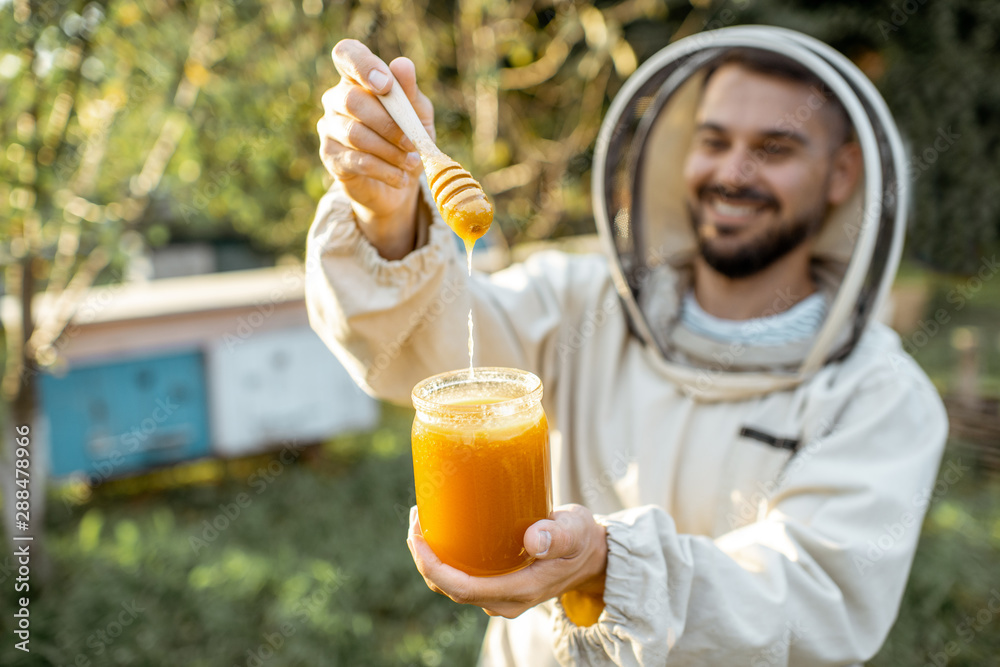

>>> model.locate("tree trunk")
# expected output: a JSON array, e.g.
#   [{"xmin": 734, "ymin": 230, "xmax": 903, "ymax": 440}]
[{"xmin": 1, "ymin": 255, "xmax": 51, "ymax": 585}]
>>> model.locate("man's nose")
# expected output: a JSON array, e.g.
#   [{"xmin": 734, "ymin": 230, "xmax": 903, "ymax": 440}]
[{"xmin": 715, "ymin": 146, "xmax": 758, "ymax": 188}]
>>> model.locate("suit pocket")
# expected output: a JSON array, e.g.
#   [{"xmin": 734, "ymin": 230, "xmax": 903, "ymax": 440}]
[{"xmin": 713, "ymin": 425, "xmax": 799, "ymax": 534}]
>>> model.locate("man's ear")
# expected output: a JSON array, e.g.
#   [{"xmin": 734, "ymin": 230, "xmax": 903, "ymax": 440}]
[{"xmin": 827, "ymin": 141, "xmax": 863, "ymax": 206}]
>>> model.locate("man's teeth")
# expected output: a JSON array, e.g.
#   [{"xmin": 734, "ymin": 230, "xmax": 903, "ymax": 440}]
[{"xmin": 713, "ymin": 200, "xmax": 760, "ymax": 217}]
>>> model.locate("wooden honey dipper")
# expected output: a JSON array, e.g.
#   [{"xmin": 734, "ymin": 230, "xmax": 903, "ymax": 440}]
[{"xmin": 376, "ymin": 75, "xmax": 493, "ymax": 246}]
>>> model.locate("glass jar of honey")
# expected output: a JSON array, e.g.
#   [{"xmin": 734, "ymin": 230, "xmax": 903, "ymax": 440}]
[{"xmin": 411, "ymin": 367, "xmax": 552, "ymax": 576}]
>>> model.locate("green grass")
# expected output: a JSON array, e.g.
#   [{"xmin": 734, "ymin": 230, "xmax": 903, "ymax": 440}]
[
  {"xmin": 870, "ymin": 456, "xmax": 1000, "ymax": 666},
  {"xmin": 5, "ymin": 420, "xmax": 998, "ymax": 667},
  {"xmin": 895, "ymin": 257, "xmax": 1000, "ymax": 398},
  {"xmin": 0, "ymin": 404, "xmax": 488, "ymax": 667},
  {"xmin": 2, "ymin": 267, "xmax": 999, "ymax": 666}
]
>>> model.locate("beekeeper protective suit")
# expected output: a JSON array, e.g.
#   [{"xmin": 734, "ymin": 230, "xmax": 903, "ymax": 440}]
[{"xmin": 305, "ymin": 26, "xmax": 947, "ymax": 667}]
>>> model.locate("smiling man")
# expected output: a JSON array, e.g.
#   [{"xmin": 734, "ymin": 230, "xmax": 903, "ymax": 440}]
[
  {"xmin": 307, "ymin": 32, "xmax": 947, "ymax": 666},
  {"xmin": 683, "ymin": 49, "xmax": 860, "ymax": 325}
]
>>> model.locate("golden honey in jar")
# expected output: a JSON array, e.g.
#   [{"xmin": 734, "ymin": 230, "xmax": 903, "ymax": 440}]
[{"xmin": 411, "ymin": 367, "xmax": 552, "ymax": 576}]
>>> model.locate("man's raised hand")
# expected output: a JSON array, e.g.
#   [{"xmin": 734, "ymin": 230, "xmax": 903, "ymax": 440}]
[{"xmin": 317, "ymin": 39, "xmax": 435, "ymax": 259}]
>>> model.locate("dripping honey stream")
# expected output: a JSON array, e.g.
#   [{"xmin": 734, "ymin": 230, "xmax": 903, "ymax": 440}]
[{"xmin": 373, "ymin": 74, "xmax": 491, "ymax": 375}]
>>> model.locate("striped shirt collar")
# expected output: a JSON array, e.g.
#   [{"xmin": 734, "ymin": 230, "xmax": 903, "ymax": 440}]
[{"xmin": 680, "ymin": 290, "xmax": 828, "ymax": 346}]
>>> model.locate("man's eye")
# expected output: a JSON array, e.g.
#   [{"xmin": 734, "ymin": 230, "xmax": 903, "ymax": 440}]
[
  {"xmin": 701, "ymin": 137, "xmax": 727, "ymax": 151},
  {"xmin": 765, "ymin": 144, "xmax": 792, "ymax": 156}
]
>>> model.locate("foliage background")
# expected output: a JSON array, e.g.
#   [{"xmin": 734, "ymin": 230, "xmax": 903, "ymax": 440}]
[
  {"xmin": 1, "ymin": 0, "xmax": 999, "ymax": 665},
  {"xmin": 1, "ymin": 0, "xmax": 998, "ymax": 276}
]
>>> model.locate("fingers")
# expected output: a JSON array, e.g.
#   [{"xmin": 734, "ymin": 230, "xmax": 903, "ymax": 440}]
[
  {"xmin": 524, "ymin": 505, "xmax": 592, "ymax": 560},
  {"xmin": 321, "ymin": 85, "xmax": 416, "ymax": 155},
  {"xmin": 406, "ymin": 507, "xmax": 456, "ymax": 598},
  {"xmin": 317, "ymin": 73, "xmax": 425, "ymax": 187},
  {"xmin": 407, "ymin": 530, "xmax": 533, "ymax": 618},
  {"xmin": 317, "ymin": 117, "xmax": 414, "ymax": 189},
  {"xmin": 323, "ymin": 43, "xmax": 436, "ymax": 189},
  {"xmin": 404, "ymin": 505, "xmax": 608, "ymax": 620},
  {"xmin": 328, "ymin": 45, "xmax": 422, "ymax": 152},
  {"xmin": 406, "ymin": 506, "xmax": 542, "ymax": 618},
  {"xmin": 318, "ymin": 108, "xmax": 418, "ymax": 172},
  {"xmin": 331, "ymin": 39, "xmax": 392, "ymax": 94},
  {"xmin": 389, "ymin": 57, "xmax": 435, "ymax": 141}
]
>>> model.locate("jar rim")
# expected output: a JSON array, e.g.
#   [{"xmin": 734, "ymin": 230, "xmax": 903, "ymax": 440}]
[{"xmin": 411, "ymin": 367, "xmax": 543, "ymax": 417}]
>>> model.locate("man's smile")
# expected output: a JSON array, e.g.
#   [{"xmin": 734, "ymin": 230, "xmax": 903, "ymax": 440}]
[{"xmin": 697, "ymin": 187, "xmax": 779, "ymax": 230}]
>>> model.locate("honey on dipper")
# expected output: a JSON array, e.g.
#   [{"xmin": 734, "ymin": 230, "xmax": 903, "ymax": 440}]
[
  {"xmin": 374, "ymin": 75, "xmax": 493, "ymax": 274},
  {"xmin": 423, "ymin": 151, "xmax": 493, "ymax": 249}
]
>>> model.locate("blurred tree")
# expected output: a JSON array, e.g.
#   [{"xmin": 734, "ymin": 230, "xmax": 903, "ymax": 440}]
[
  {"xmin": 0, "ymin": 0, "xmax": 685, "ymax": 535},
  {"xmin": 334, "ymin": 0, "xmax": 999, "ymax": 271},
  {"xmin": 2, "ymin": 0, "xmax": 997, "ymax": 551},
  {"xmin": 729, "ymin": 0, "xmax": 1000, "ymax": 273},
  {"xmin": 0, "ymin": 0, "xmax": 226, "ymax": 567}
]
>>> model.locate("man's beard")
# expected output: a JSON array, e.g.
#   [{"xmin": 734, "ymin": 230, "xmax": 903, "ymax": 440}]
[{"xmin": 687, "ymin": 185, "xmax": 826, "ymax": 279}]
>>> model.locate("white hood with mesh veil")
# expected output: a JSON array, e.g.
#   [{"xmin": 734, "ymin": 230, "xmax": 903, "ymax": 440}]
[{"xmin": 591, "ymin": 26, "xmax": 908, "ymax": 401}]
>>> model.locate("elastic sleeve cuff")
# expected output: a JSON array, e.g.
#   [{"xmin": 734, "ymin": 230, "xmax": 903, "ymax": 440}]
[
  {"xmin": 551, "ymin": 509, "xmax": 677, "ymax": 666},
  {"xmin": 551, "ymin": 516, "xmax": 637, "ymax": 664},
  {"xmin": 308, "ymin": 178, "xmax": 456, "ymax": 289}
]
